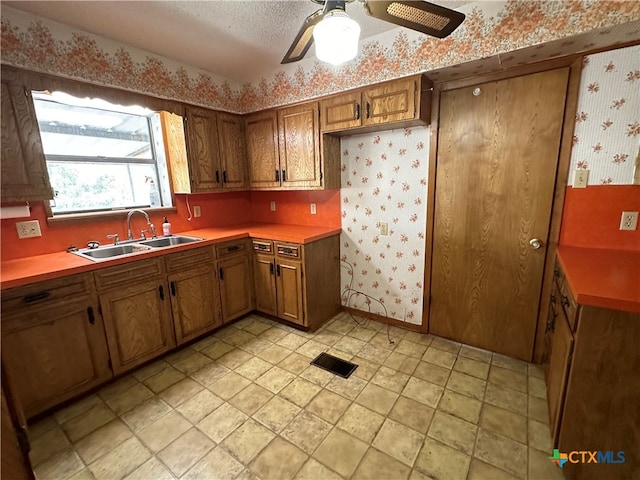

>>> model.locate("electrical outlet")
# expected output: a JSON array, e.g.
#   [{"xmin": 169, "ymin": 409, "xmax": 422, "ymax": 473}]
[
  {"xmin": 310, "ymin": 203, "xmax": 317, "ymax": 215},
  {"xmin": 193, "ymin": 205, "xmax": 201, "ymax": 218},
  {"xmin": 620, "ymin": 211, "xmax": 638, "ymax": 231},
  {"xmin": 270, "ymin": 201, "xmax": 276, "ymax": 212},
  {"xmin": 573, "ymin": 169, "xmax": 589, "ymax": 188},
  {"xmin": 16, "ymin": 220, "xmax": 42, "ymax": 239},
  {"xmin": 379, "ymin": 222, "xmax": 389, "ymax": 236}
]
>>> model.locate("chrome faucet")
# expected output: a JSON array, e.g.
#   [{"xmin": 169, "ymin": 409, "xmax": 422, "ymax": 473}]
[{"xmin": 126, "ymin": 209, "xmax": 157, "ymax": 241}]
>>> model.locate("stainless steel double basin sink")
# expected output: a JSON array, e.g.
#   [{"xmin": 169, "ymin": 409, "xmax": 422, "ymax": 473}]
[{"xmin": 71, "ymin": 235, "xmax": 203, "ymax": 261}]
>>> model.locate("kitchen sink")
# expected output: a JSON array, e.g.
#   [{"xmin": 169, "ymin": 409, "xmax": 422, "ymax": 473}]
[
  {"xmin": 138, "ymin": 235, "xmax": 202, "ymax": 248},
  {"xmin": 70, "ymin": 235, "xmax": 203, "ymax": 261}
]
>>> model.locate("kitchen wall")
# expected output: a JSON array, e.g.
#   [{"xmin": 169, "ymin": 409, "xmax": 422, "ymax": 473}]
[
  {"xmin": 0, "ymin": 190, "xmax": 340, "ymax": 262},
  {"xmin": 560, "ymin": 44, "xmax": 640, "ymax": 251},
  {"xmin": 2, "ymin": 2, "xmax": 639, "ymax": 113},
  {"xmin": 340, "ymin": 127, "xmax": 429, "ymax": 326}
]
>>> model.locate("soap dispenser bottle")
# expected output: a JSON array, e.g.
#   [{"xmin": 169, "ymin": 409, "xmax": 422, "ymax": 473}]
[{"xmin": 162, "ymin": 216, "xmax": 171, "ymax": 236}]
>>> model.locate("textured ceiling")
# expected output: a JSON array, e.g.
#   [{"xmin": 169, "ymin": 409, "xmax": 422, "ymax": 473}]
[{"xmin": 4, "ymin": 0, "xmax": 469, "ymax": 82}]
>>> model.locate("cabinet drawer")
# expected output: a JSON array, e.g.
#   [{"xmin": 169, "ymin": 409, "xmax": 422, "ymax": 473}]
[
  {"xmin": 276, "ymin": 243, "xmax": 302, "ymax": 258},
  {"xmin": 1, "ymin": 273, "xmax": 94, "ymax": 315},
  {"xmin": 94, "ymin": 258, "xmax": 164, "ymax": 290},
  {"xmin": 252, "ymin": 239, "xmax": 273, "ymax": 254},
  {"xmin": 553, "ymin": 260, "xmax": 565, "ymax": 290},
  {"xmin": 215, "ymin": 240, "xmax": 247, "ymax": 258},
  {"xmin": 165, "ymin": 246, "xmax": 215, "ymax": 273},
  {"xmin": 559, "ymin": 280, "xmax": 578, "ymax": 331}
]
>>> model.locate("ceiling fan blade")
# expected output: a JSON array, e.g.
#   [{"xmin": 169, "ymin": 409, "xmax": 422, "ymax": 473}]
[
  {"xmin": 281, "ymin": 9, "xmax": 325, "ymax": 64},
  {"xmin": 363, "ymin": 0, "xmax": 465, "ymax": 38}
]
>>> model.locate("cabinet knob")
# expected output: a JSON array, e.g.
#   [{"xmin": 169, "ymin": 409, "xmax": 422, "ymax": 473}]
[{"xmin": 529, "ymin": 238, "xmax": 542, "ymax": 250}]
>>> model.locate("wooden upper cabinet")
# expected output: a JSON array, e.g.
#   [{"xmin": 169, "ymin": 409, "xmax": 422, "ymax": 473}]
[
  {"xmin": 246, "ymin": 110, "xmax": 280, "ymax": 189},
  {"xmin": 320, "ymin": 74, "xmax": 432, "ymax": 134},
  {"xmin": 217, "ymin": 113, "xmax": 247, "ymax": 189},
  {"xmin": 278, "ymin": 102, "xmax": 322, "ymax": 189},
  {"xmin": 363, "ymin": 77, "xmax": 416, "ymax": 125},
  {"xmin": 320, "ymin": 91, "xmax": 362, "ymax": 132},
  {"xmin": 1, "ymin": 69, "xmax": 54, "ymax": 202},
  {"xmin": 184, "ymin": 106, "xmax": 222, "ymax": 192}
]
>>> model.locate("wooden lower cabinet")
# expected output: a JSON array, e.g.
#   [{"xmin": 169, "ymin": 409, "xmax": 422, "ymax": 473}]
[
  {"xmin": 95, "ymin": 259, "xmax": 175, "ymax": 375},
  {"xmin": 252, "ymin": 236, "xmax": 340, "ymax": 330},
  {"xmin": 217, "ymin": 241, "xmax": 254, "ymax": 323},
  {"xmin": 276, "ymin": 259, "xmax": 304, "ymax": 324},
  {"xmin": 165, "ymin": 247, "xmax": 221, "ymax": 345},
  {"xmin": 99, "ymin": 280, "xmax": 175, "ymax": 375},
  {"xmin": 1, "ymin": 297, "xmax": 111, "ymax": 418},
  {"xmin": 546, "ymin": 259, "xmax": 640, "ymax": 479},
  {"xmin": 253, "ymin": 253, "xmax": 277, "ymax": 316}
]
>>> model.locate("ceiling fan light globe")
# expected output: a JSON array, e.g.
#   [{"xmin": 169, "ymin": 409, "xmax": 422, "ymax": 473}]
[{"xmin": 312, "ymin": 11, "xmax": 360, "ymax": 66}]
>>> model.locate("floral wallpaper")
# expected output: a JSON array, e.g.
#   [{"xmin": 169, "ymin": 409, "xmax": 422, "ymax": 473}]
[
  {"xmin": 570, "ymin": 45, "xmax": 640, "ymax": 185},
  {"xmin": 2, "ymin": 2, "xmax": 640, "ymax": 113},
  {"xmin": 340, "ymin": 127, "xmax": 429, "ymax": 325}
]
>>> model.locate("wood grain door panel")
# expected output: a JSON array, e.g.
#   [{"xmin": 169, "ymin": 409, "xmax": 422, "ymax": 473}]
[
  {"xmin": 218, "ymin": 255, "xmax": 253, "ymax": 323},
  {"xmin": 185, "ymin": 107, "xmax": 221, "ymax": 192},
  {"xmin": 363, "ymin": 78, "xmax": 415, "ymax": 126},
  {"xmin": 253, "ymin": 254, "xmax": 278, "ymax": 316},
  {"xmin": 100, "ymin": 280, "xmax": 175, "ymax": 374},
  {"xmin": 276, "ymin": 259, "xmax": 304, "ymax": 325},
  {"xmin": 278, "ymin": 103, "xmax": 321, "ymax": 188},
  {"xmin": 246, "ymin": 111, "xmax": 280, "ymax": 188},
  {"xmin": 169, "ymin": 266, "xmax": 221, "ymax": 345},
  {"xmin": 430, "ymin": 68, "xmax": 570, "ymax": 360},
  {"xmin": 320, "ymin": 91, "xmax": 362, "ymax": 132},
  {"xmin": 217, "ymin": 113, "xmax": 247, "ymax": 189},
  {"xmin": 1, "ymin": 299, "xmax": 111, "ymax": 417}
]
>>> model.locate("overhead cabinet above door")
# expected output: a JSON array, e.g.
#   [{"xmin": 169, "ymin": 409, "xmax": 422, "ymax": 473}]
[{"xmin": 320, "ymin": 74, "xmax": 432, "ymax": 134}]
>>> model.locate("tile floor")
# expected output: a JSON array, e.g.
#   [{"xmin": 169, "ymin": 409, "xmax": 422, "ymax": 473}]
[{"xmin": 27, "ymin": 313, "xmax": 565, "ymax": 480}]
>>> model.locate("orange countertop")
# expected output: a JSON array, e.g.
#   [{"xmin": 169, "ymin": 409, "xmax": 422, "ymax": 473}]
[
  {"xmin": 557, "ymin": 246, "xmax": 640, "ymax": 313},
  {"xmin": 0, "ymin": 223, "xmax": 341, "ymax": 290}
]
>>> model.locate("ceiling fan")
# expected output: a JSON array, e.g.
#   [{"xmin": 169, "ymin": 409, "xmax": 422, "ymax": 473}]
[{"xmin": 282, "ymin": 0, "xmax": 466, "ymax": 65}]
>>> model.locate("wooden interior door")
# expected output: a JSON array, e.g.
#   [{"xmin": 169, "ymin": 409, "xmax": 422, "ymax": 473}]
[{"xmin": 430, "ymin": 68, "xmax": 570, "ymax": 361}]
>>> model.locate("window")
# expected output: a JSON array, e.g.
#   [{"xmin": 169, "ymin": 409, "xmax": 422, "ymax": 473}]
[{"xmin": 32, "ymin": 91, "xmax": 172, "ymax": 215}]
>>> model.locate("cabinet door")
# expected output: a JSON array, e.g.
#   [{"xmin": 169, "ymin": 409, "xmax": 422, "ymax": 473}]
[
  {"xmin": 253, "ymin": 254, "xmax": 278, "ymax": 316},
  {"xmin": 1, "ymin": 71, "xmax": 53, "ymax": 202},
  {"xmin": 185, "ymin": 106, "xmax": 222, "ymax": 192},
  {"xmin": 100, "ymin": 280, "xmax": 175, "ymax": 375},
  {"xmin": 217, "ymin": 113, "xmax": 247, "ymax": 189},
  {"xmin": 547, "ymin": 310, "xmax": 573, "ymax": 444},
  {"xmin": 218, "ymin": 255, "xmax": 253, "ymax": 323},
  {"xmin": 246, "ymin": 110, "xmax": 280, "ymax": 189},
  {"xmin": 320, "ymin": 91, "xmax": 362, "ymax": 132},
  {"xmin": 362, "ymin": 78, "xmax": 416, "ymax": 126},
  {"xmin": 542, "ymin": 281, "xmax": 560, "ymax": 377},
  {"xmin": 169, "ymin": 266, "xmax": 221, "ymax": 345},
  {"xmin": 1, "ymin": 298, "xmax": 111, "ymax": 418},
  {"xmin": 278, "ymin": 102, "xmax": 321, "ymax": 188},
  {"xmin": 276, "ymin": 259, "xmax": 304, "ymax": 325}
]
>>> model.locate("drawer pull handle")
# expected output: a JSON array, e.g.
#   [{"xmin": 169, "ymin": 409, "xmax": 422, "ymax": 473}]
[
  {"xmin": 223, "ymin": 171, "xmax": 228, "ymax": 183},
  {"xmin": 276, "ymin": 264, "xmax": 281, "ymax": 276},
  {"xmin": 219, "ymin": 267, "xmax": 224, "ymax": 280},
  {"xmin": 170, "ymin": 281, "xmax": 176, "ymax": 297},
  {"xmin": 561, "ymin": 295, "xmax": 570, "ymax": 308},
  {"xmin": 215, "ymin": 170, "xmax": 220, "ymax": 183},
  {"xmin": 355, "ymin": 103, "xmax": 360, "ymax": 120},
  {"xmin": 256, "ymin": 244, "xmax": 268, "ymax": 250},
  {"xmin": 275, "ymin": 169, "xmax": 280, "ymax": 182},
  {"xmin": 282, "ymin": 169, "xmax": 286, "ymax": 182},
  {"xmin": 159, "ymin": 285, "xmax": 165, "ymax": 300},
  {"xmin": 87, "ymin": 306, "xmax": 95, "ymax": 325},
  {"xmin": 365, "ymin": 102, "xmax": 371, "ymax": 118},
  {"xmin": 227, "ymin": 246, "xmax": 239, "ymax": 252},
  {"xmin": 23, "ymin": 291, "xmax": 50, "ymax": 303},
  {"xmin": 270, "ymin": 262, "xmax": 274, "ymax": 275}
]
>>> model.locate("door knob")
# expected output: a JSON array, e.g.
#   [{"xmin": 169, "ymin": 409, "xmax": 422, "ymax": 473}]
[{"xmin": 529, "ymin": 238, "xmax": 542, "ymax": 249}]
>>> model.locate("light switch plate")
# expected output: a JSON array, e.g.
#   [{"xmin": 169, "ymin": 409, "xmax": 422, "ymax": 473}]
[
  {"xmin": 379, "ymin": 222, "xmax": 389, "ymax": 235},
  {"xmin": 573, "ymin": 169, "xmax": 589, "ymax": 188},
  {"xmin": 193, "ymin": 205, "xmax": 201, "ymax": 218},
  {"xmin": 270, "ymin": 201, "xmax": 276, "ymax": 212},
  {"xmin": 16, "ymin": 220, "xmax": 42, "ymax": 238},
  {"xmin": 310, "ymin": 203, "xmax": 317, "ymax": 215},
  {"xmin": 620, "ymin": 211, "xmax": 638, "ymax": 231}
]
